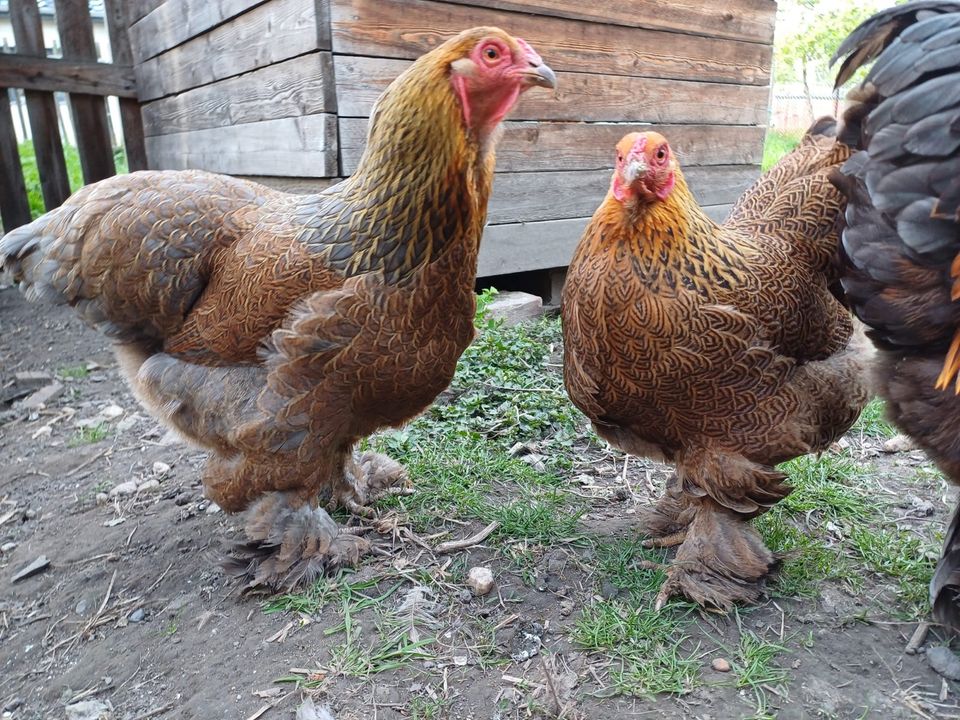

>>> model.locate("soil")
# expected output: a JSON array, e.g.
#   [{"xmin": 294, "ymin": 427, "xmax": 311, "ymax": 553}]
[{"xmin": 1, "ymin": 283, "xmax": 959, "ymax": 720}]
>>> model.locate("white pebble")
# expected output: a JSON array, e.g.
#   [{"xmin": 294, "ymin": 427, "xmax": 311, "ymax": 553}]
[
  {"xmin": 466, "ymin": 566, "xmax": 495, "ymax": 596},
  {"xmin": 108, "ymin": 480, "xmax": 138, "ymax": 497},
  {"xmin": 152, "ymin": 461, "xmax": 171, "ymax": 477},
  {"xmin": 138, "ymin": 479, "xmax": 161, "ymax": 493}
]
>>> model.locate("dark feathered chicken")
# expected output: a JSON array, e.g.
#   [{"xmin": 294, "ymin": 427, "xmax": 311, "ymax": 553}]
[
  {"xmin": 0, "ymin": 28, "xmax": 556, "ymax": 589},
  {"xmin": 832, "ymin": 0, "xmax": 960, "ymax": 626}
]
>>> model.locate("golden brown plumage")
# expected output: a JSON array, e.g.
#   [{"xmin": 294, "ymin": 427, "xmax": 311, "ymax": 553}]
[
  {"xmin": 831, "ymin": 1, "xmax": 960, "ymax": 627},
  {"xmin": 562, "ymin": 126, "xmax": 871, "ymax": 609},
  {"xmin": 0, "ymin": 27, "xmax": 556, "ymax": 589}
]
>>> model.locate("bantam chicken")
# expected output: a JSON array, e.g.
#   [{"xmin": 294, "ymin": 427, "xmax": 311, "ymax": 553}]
[
  {"xmin": 562, "ymin": 127, "xmax": 871, "ymax": 609},
  {"xmin": 0, "ymin": 27, "xmax": 556, "ymax": 589},
  {"xmin": 831, "ymin": 0, "xmax": 960, "ymax": 626}
]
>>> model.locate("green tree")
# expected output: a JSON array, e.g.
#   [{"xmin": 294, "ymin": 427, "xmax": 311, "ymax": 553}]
[{"xmin": 774, "ymin": 0, "xmax": 886, "ymax": 114}]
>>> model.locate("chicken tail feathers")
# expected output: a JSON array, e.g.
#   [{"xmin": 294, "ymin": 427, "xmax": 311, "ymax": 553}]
[{"xmin": 0, "ymin": 205, "xmax": 82, "ymax": 305}]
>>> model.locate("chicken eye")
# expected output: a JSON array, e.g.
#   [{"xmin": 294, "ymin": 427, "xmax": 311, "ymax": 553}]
[
  {"xmin": 656, "ymin": 146, "xmax": 667, "ymax": 161},
  {"xmin": 484, "ymin": 46, "xmax": 500, "ymax": 61}
]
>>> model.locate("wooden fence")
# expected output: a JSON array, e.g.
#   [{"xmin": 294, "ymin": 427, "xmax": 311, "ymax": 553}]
[{"xmin": 0, "ymin": 0, "xmax": 145, "ymax": 233}]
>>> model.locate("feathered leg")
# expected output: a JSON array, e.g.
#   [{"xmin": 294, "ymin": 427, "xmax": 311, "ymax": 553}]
[
  {"xmin": 642, "ymin": 497, "xmax": 778, "ymax": 610},
  {"xmin": 638, "ymin": 473, "xmax": 696, "ymax": 547},
  {"xmin": 324, "ymin": 451, "xmax": 410, "ymax": 517}
]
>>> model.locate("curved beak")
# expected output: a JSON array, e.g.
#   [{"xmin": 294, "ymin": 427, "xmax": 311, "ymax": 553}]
[
  {"xmin": 624, "ymin": 155, "xmax": 648, "ymax": 184},
  {"xmin": 521, "ymin": 62, "xmax": 557, "ymax": 90}
]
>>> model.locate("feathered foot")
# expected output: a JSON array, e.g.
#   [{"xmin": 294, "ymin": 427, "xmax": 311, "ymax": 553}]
[
  {"xmin": 639, "ymin": 474, "xmax": 696, "ymax": 548},
  {"xmin": 327, "ymin": 451, "xmax": 411, "ymax": 518},
  {"xmin": 226, "ymin": 492, "xmax": 370, "ymax": 590},
  {"xmin": 642, "ymin": 498, "xmax": 777, "ymax": 611}
]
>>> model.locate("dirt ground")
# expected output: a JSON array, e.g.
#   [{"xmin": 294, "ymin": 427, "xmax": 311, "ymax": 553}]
[{"xmin": 2, "ymin": 282, "xmax": 959, "ymax": 720}]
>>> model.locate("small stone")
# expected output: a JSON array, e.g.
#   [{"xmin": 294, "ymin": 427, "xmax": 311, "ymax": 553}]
[
  {"xmin": 115, "ymin": 414, "xmax": 141, "ymax": 433},
  {"xmin": 75, "ymin": 599, "xmax": 89, "ymax": 615},
  {"xmin": 128, "ymin": 608, "xmax": 146, "ymax": 623},
  {"xmin": 3, "ymin": 698, "xmax": 22, "ymax": 712},
  {"xmin": 520, "ymin": 453, "xmax": 546, "ymax": 472},
  {"xmin": 205, "ymin": 501, "xmax": 221, "ymax": 514},
  {"xmin": 16, "ymin": 381, "xmax": 64, "ymax": 410},
  {"xmin": 559, "ymin": 599, "xmax": 576, "ymax": 616},
  {"xmin": 882, "ymin": 434, "xmax": 918, "ymax": 453},
  {"xmin": 14, "ymin": 370, "xmax": 51, "ymax": 386},
  {"xmin": 11, "ymin": 555, "xmax": 50, "ymax": 583},
  {"xmin": 465, "ymin": 566, "xmax": 495, "ymax": 596},
  {"xmin": 174, "ymin": 492, "xmax": 193, "ymax": 506},
  {"xmin": 137, "ymin": 479, "xmax": 161, "ymax": 493},
  {"xmin": 1, "ymin": 542, "xmax": 16, "ymax": 553},
  {"xmin": 108, "ymin": 481, "xmax": 138, "ymax": 497},
  {"xmin": 485, "ymin": 291, "xmax": 544, "ymax": 327},
  {"xmin": 98, "ymin": 404, "xmax": 124, "ymax": 420},
  {"xmin": 152, "ymin": 461, "xmax": 171, "ymax": 477},
  {"xmin": 458, "ymin": 589, "xmax": 472, "ymax": 603},
  {"xmin": 600, "ymin": 580, "xmax": 620, "ymax": 600},
  {"xmin": 23, "ymin": 508, "xmax": 36, "ymax": 520},
  {"xmin": 95, "ymin": 492, "xmax": 109, "ymax": 505},
  {"xmin": 927, "ymin": 647, "xmax": 960, "ymax": 681},
  {"xmin": 64, "ymin": 698, "xmax": 112, "ymax": 720},
  {"xmin": 711, "ymin": 658, "xmax": 731, "ymax": 673}
]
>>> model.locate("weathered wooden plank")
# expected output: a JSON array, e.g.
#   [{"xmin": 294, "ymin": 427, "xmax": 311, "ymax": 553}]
[
  {"xmin": 130, "ymin": 0, "xmax": 267, "ymax": 64},
  {"xmin": 0, "ymin": 54, "xmax": 137, "ymax": 97},
  {"xmin": 439, "ymin": 0, "xmax": 776, "ymax": 45},
  {"xmin": 103, "ymin": 0, "xmax": 148, "ymax": 170},
  {"xmin": 0, "ymin": 88, "xmax": 32, "ymax": 231},
  {"xmin": 487, "ymin": 166, "xmax": 757, "ymax": 225},
  {"xmin": 55, "ymin": 0, "xmax": 116, "ymax": 184},
  {"xmin": 135, "ymin": 0, "xmax": 328, "ymax": 102},
  {"xmin": 128, "ymin": 0, "xmax": 166, "ymax": 23},
  {"xmin": 477, "ymin": 205, "xmax": 733, "ymax": 277},
  {"xmin": 330, "ymin": 0, "xmax": 772, "ymax": 82},
  {"xmin": 10, "ymin": 0, "xmax": 71, "ymax": 211},
  {"xmin": 234, "ymin": 175, "xmax": 344, "ymax": 194},
  {"xmin": 145, "ymin": 114, "xmax": 338, "ymax": 177},
  {"xmin": 142, "ymin": 53, "xmax": 335, "ymax": 136},
  {"xmin": 339, "ymin": 119, "xmax": 765, "ymax": 175},
  {"xmin": 334, "ymin": 55, "xmax": 767, "ymax": 125}
]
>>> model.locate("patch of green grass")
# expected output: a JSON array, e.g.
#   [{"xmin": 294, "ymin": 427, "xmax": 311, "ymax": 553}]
[
  {"xmin": 731, "ymin": 629, "xmax": 789, "ymax": 717},
  {"xmin": 377, "ymin": 433, "xmax": 583, "ymax": 546},
  {"xmin": 68, "ymin": 423, "xmax": 109, "ymax": 447},
  {"xmin": 573, "ymin": 599, "xmax": 699, "ymax": 697},
  {"xmin": 762, "ymin": 129, "xmax": 802, "ymax": 172},
  {"xmin": 17, "ymin": 141, "xmax": 128, "ymax": 220},
  {"xmin": 58, "ymin": 365, "xmax": 90, "ymax": 380},
  {"xmin": 756, "ymin": 511, "xmax": 844, "ymax": 597},
  {"xmin": 852, "ymin": 398, "xmax": 897, "ymax": 439},
  {"xmin": 408, "ymin": 697, "xmax": 448, "ymax": 719},
  {"xmin": 778, "ymin": 453, "xmax": 876, "ymax": 522},
  {"xmin": 849, "ymin": 526, "xmax": 937, "ymax": 614}
]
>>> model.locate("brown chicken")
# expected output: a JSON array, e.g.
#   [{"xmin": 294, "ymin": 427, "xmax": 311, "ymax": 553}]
[
  {"xmin": 562, "ymin": 127, "xmax": 871, "ymax": 609},
  {"xmin": 0, "ymin": 27, "xmax": 556, "ymax": 589},
  {"xmin": 831, "ymin": 1, "xmax": 960, "ymax": 626}
]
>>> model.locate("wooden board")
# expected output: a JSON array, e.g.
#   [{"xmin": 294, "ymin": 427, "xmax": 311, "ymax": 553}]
[
  {"xmin": 55, "ymin": 0, "xmax": 116, "ymax": 184},
  {"xmin": 0, "ymin": 88, "xmax": 31, "ymax": 231},
  {"xmin": 130, "ymin": 0, "xmax": 268, "ymax": 64},
  {"xmin": 334, "ymin": 55, "xmax": 767, "ymax": 125},
  {"xmin": 145, "ymin": 113, "xmax": 338, "ymax": 177},
  {"xmin": 141, "ymin": 52, "xmax": 335, "ymax": 136},
  {"xmin": 135, "ymin": 0, "xmax": 327, "ymax": 101},
  {"xmin": 477, "ymin": 204, "xmax": 733, "ymax": 277},
  {"xmin": 339, "ymin": 119, "xmax": 765, "ymax": 175},
  {"xmin": 0, "ymin": 55, "xmax": 137, "ymax": 98},
  {"xmin": 128, "ymin": 0, "xmax": 167, "ymax": 23},
  {"xmin": 10, "ymin": 0, "xmax": 71, "ymax": 211},
  {"xmin": 103, "ymin": 0, "xmax": 148, "ymax": 170},
  {"xmin": 329, "ymin": 0, "xmax": 771, "ymax": 86},
  {"xmin": 439, "ymin": 0, "xmax": 776, "ymax": 45},
  {"xmin": 487, "ymin": 166, "xmax": 757, "ymax": 225}
]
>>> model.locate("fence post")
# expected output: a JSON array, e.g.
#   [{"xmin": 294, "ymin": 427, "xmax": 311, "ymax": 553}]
[
  {"xmin": 9, "ymin": 0, "xmax": 71, "ymax": 210},
  {"xmin": 103, "ymin": 0, "xmax": 147, "ymax": 171},
  {"xmin": 0, "ymin": 87, "xmax": 31, "ymax": 231},
  {"xmin": 55, "ymin": 0, "xmax": 116, "ymax": 183}
]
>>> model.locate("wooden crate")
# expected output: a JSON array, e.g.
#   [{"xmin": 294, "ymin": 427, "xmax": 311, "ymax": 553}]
[{"xmin": 129, "ymin": 0, "xmax": 775, "ymax": 277}]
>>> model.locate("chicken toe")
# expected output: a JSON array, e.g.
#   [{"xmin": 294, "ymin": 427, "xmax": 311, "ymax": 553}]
[
  {"xmin": 327, "ymin": 451, "xmax": 411, "ymax": 518},
  {"xmin": 650, "ymin": 498, "xmax": 777, "ymax": 610},
  {"xmin": 226, "ymin": 491, "xmax": 370, "ymax": 590}
]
